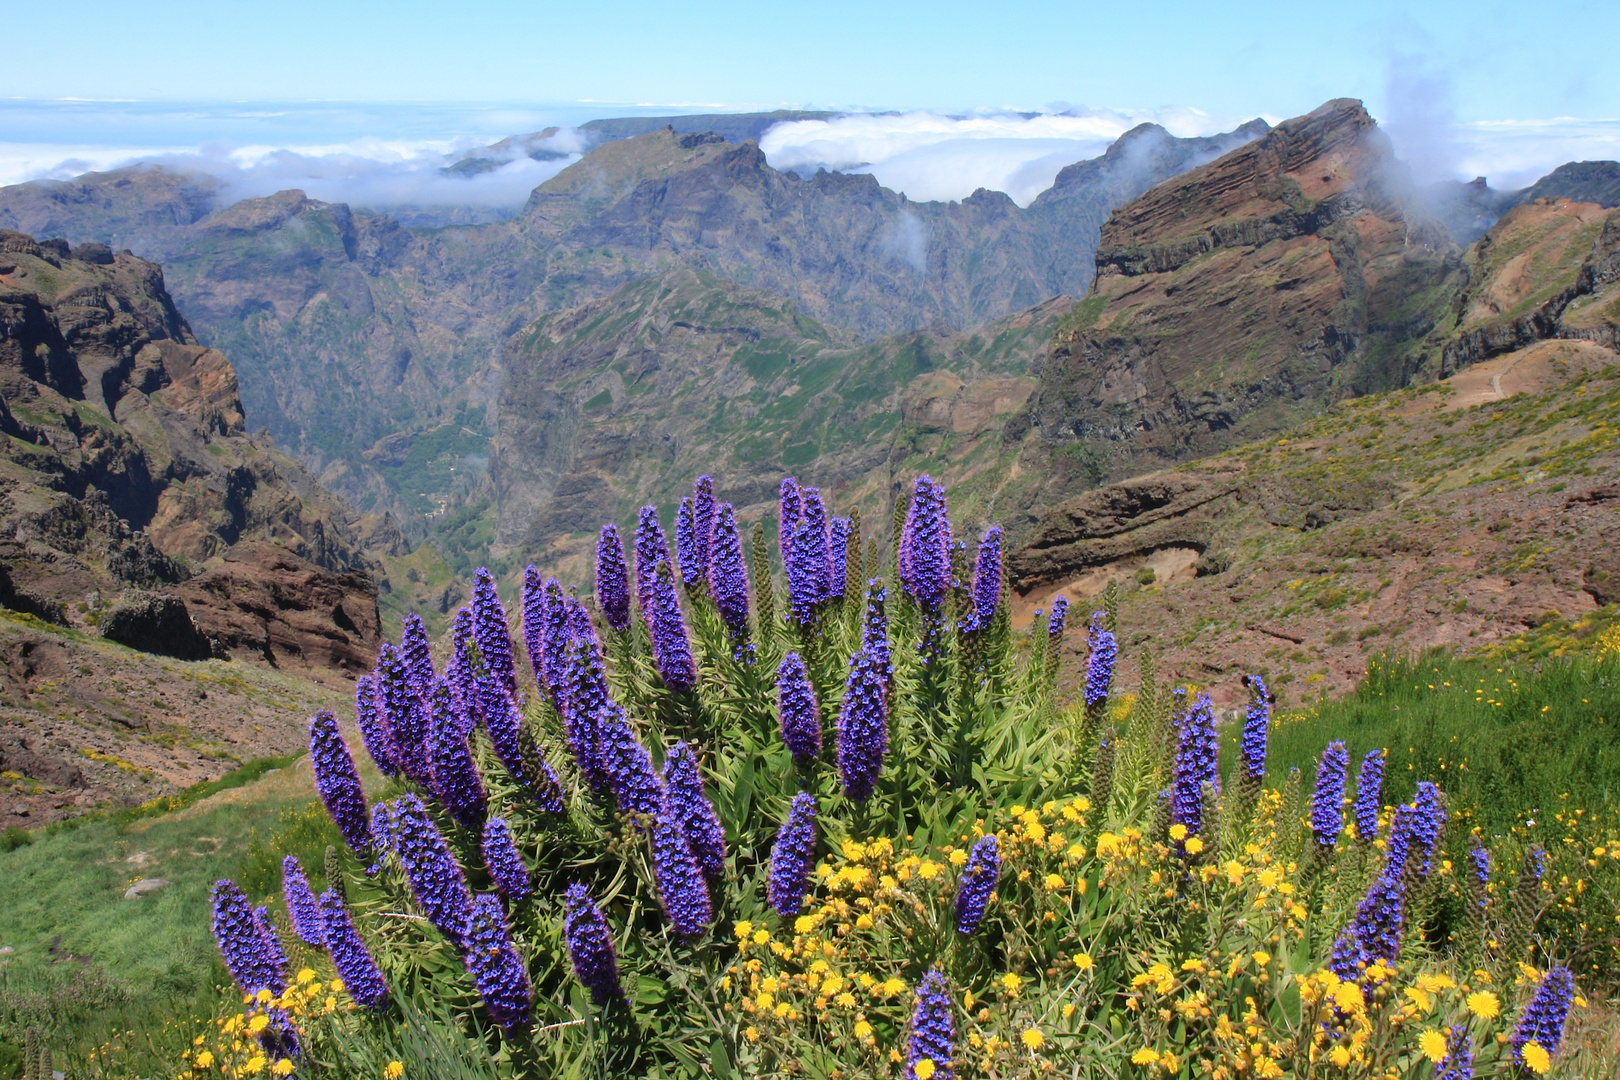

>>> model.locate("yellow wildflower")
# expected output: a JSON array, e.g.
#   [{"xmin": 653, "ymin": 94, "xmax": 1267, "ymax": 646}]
[
  {"xmin": 296, "ymin": 968, "xmax": 317, "ymax": 985},
  {"xmin": 243, "ymin": 1056, "xmax": 267, "ymax": 1076},
  {"xmin": 382, "ymin": 1063, "xmax": 404, "ymax": 1080},
  {"xmin": 855, "ymin": 913, "xmax": 874, "ymax": 930},
  {"xmin": 1168, "ymin": 823, "xmax": 1188, "ymax": 842},
  {"xmin": 1521, "ymin": 1041, "xmax": 1551, "ymax": 1074},
  {"xmin": 854, "ymin": 1019, "xmax": 874, "ymax": 1039},
  {"xmin": 755, "ymin": 992, "xmax": 774, "ymax": 1010},
  {"xmin": 734, "ymin": 920, "xmax": 753, "ymax": 940},
  {"xmin": 247, "ymin": 1015, "xmax": 270, "ymax": 1035},
  {"xmin": 1224, "ymin": 861, "xmax": 1245, "ymax": 885},
  {"xmin": 1327, "ymin": 1046, "xmax": 1351, "ymax": 1068},
  {"xmin": 947, "ymin": 849, "xmax": 968, "ymax": 867},
  {"xmin": 194, "ymin": 1052, "xmax": 215, "ymax": 1069},
  {"xmin": 1419, "ymin": 1030, "xmax": 1448, "ymax": 1062},
  {"xmin": 1405, "ymin": 986, "xmax": 1432, "ymax": 1012},
  {"xmin": 843, "ymin": 839, "xmax": 867, "ymax": 861},
  {"xmin": 1251, "ymin": 951, "xmax": 1270, "ymax": 966},
  {"xmin": 1073, "ymin": 952, "xmax": 1095, "ymax": 971},
  {"xmin": 744, "ymin": 1027, "xmax": 759, "ymax": 1042},
  {"xmin": 1096, "ymin": 832, "xmax": 1121, "ymax": 856},
  {"xmin": 1184, "ymin": 836, "xmax": 1205, "ymax": 855},
  {"xmin": 880, "ymin": 977, "xmax": 905, "ymax": 997},
  {"xmin": 836, "ymin": 992, "xmax": 856, "ymax": 1008},
  {"xmin": 753, "ymin": 929, "xmax": 771, "ymax": 945},
  {"xmin": 918, "ymin": 860, "xmax": 942, "ymax": 880},
  {"xmin": 1021, "ymin": 1028, "xmax": 1045, "ymax": 1050},
  {"xmin": 1062, "ymin": 1002, "xmax": 1076, "ymax": 1019},
  {"xmin": 914, "ymin": 1059, "xmax": 937, "ymax": 1080},
  {"xmin": 1131, "ymin": 1048, "xmax": 1160, "ymax": 1065},
  {"xmin": 1467, "ymin": 991, "xmax": 1500, "ymax": 1019},
  {"xmin": 1001, "ymin": 972, "xmax": 1023, "ymax": 993},
  {"xmin": 272, "ymin": 1061, "xmax": 295, "ymax": 1077},
  {"xmin": 1256, "ymin": 868, "xmax": 1280, "ymax": 888},
  {"xmin": 1025, "ymin": 820, "xmax": 1047, "ymax": 843},
  {"xmin": 1332, "ymin": 981, "xmax": 1364, "ymax": 1013},
  {"xmin": 1044, "ymin": 873, "xmax": 1066, "ymax": 891}
]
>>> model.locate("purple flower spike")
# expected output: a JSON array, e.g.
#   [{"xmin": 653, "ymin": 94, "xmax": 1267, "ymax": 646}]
[
  {"xmin": 709, "ymin": 503, "xmax": 751, "ymax": 642},
  {"xmin": 1047, "ymin": 596, "xmax": 1069, "ymax": 641},
  {"xmin": 649, "ymin": 799, "xmax": 714, "ymax": 937},
  {"xmin": 800, "ymin": 488, "xmax": 832, "ymax": 601},
  {"xmin": 662, "ymin": 743, "xmax": 727, "ymax": 881},
  {"xmin": 1353, "ymin": 749, "xmax": 1385, "ymax": 841},
  {"xmin": 954, "ymin": 835, "xmax": 1000, "ymax": 934},
  {"xmin": 391, "ymin": 794, "xmax": 474, "ymax": 947},
  {"xmin": 482, "ymin": 817, "xmax": 531, "ymax": 902},
  {"xmin": 1512, "ymin": 965, "xmax": 1574, "ymax": 1065},
  {"xmin": 427, "ymin": 680, "xmax": 486, "ymax": 828},
  {"xmin": 828, "ymin": 517, "xmax": 851, "ymax": 600},
  {"xmin": 1467, "ymin": 841, "xmax": 1491, "ymax": 907},
  {"xmin": 376, "ymin": 643, "xmax": 431, "ymax": 787},
  {"xmin": 692, "ymin": 475, "xmax": 718, "ymax": 578},
  {"xmin": 1311, "ymin": 741, "xmax": 1349, "ymax": 850},
  {"xmin": 318, "ymin": 890, "xmax": 390, "ymax": 1011},
  {"xmin": 962, "ymin": 527, "xmax": 1002, "ymax": 632},
  {"xmin": 563, "ymin": 884, "xmax": 622, "ymax": 1006},
  {"xmin": 595, "ymin": 524, "xmax": 632, "ymax": 632},
  {"xmin": 354, "ymin": 674, "xmax": 399, "ymax": 778},
  {"xmin": 1083, "ymin": 611, "xmax": 1116, "ymax": 708},
  {"xmin": 598, "ymin": 706, "xmax": 665, "ymax": 819},
  {"xmin": 779, "ymin": 477, "xmax": 802, "ymax": 556},
  {"xmin": 1239, "ymin": 675, "xmax": 1271, "ymax": 783},
  {"xmin": 634, "ymin": 505, "xmax": 671, "ymax": 617},
  {"xmin": 211, "ymin": 879, "xmax": 284, "ymax": 996},
  {"xmin": 253, "ymin": 906, "xmax": 290, "ymax": 988},
  {"xmin": 676, "ymin": 497, "xmax": 702, "ymax": 589},
  {"xmin": 1328, "ymin": 861, "xmax": 1409, "ymax": 981},
  {"xmin": 520, "ymin": 565, "xmax": 548, "ymax": 685},
  {"xmin": 906, "ymin": 969, "xmax": 956, "ymax": 1080},
  {"xmin": 836, "ymin": 644, "xmax": 891, "ymax": 802},
  {"xmin": 1432, "ymin": 1025, "xmax": 1473, "ymax": 1080},
  {"xmin": 786, "ymin": 519, "xmax": 825, "ymax": 624},
  {"xmin": 557, "ymin": 637, "xmax": 612, "ymax": 794},
  {"xmin": 463, "ymin": 893, "xmax": 532, "ymax": 1032},
  {"xmin": 282, "ymin": 855, "xmax": 326, "ymax": 947},
  {"xmin": 400, "ymin": 613, "xmax": 435, "ymax": 699},
  {"xmin": 478, "ymin": 680, "xmax": 529, "ymax": 786},
  {"xmin": 898, "ymin": 475, "xmax": 952, "ymax": 608},
  {"xmin": 776, "ymin": 652, "xmax": 823, "ymax": 763},
  {"xmin": 1169, "ymin": 692, "xmax": 1219, "ymax": 848},
  {"xmin": 470, "ymin": 568, "xmax": 517, "ymax": 695},
  {"xmin": 444, "ymin": 608, "xmax": 475, "ymax": 707},
  {"xmin": 863, "ymin": 582, "xmax": 890, "ymax": 671},
  {"xmin": 309, "ymin": 709, "xmax": 373, "ymax": 854},
  {"xmin": 768, "ymin": 793, "xmax": 818, "ymax": 917},
  {"xmin": 646, "ymin": 560, "xmax": 697, "ymax": 692}
]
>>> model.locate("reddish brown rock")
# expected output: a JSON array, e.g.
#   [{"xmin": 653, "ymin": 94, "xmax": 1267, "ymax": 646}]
[{"xmin": 175, "ymin": 541, "xmax": 380, "ymax": 680}]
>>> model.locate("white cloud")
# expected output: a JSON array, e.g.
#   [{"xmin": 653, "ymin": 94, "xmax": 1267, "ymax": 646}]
[
  {"xmin": 1454, "ymin": 117, "xmax": 1620, "ymax": 189},
  {"xmin": 0, "ymin": 129, "xmax": 584, "ymax": 217},
  {"xmin": 759, "ymin": 108, "xmax": 1236, "ymax": 205}
]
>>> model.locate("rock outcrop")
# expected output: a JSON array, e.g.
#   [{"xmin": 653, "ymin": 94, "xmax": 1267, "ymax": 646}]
[
  {"xmin": 1441, "ymin": 199, "xmax": 1620, "ymax": 371},
  {"xmin": 0, "ymin": 230, "xmax": 381, "ymax": 676},
  {"xmin": 1013, "ymin": 100, "xmax": 1462, "ymax": 498}
]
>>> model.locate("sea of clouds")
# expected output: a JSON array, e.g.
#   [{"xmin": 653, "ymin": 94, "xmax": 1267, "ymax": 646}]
[{"xmin": 2, "ymin": 99, "xmax": 1616, "ymax": 219}]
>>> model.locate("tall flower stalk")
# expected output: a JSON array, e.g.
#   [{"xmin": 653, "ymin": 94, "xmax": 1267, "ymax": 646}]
[{"xmin": 309, "ymin": 710, "xmax": 372, "ymax": 854}]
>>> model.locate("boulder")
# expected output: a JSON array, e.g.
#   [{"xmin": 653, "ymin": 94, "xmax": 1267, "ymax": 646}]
[{"xmin": 99, "ymin": 594, "xmax": 213, "ymax": 660}]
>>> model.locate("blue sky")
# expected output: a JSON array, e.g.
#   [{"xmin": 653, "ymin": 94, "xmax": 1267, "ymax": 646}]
[
  {"xmin": 4, "ymin": 0, "xmax": 1617, "ymax": 205},
  {"xmin": 8, "ymin": 0, "xmax": 1614, "ymax": 119}
]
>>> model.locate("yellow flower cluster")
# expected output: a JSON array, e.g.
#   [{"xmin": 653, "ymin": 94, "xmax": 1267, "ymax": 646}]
[{"xmin": 173, "ymin": 968, "xmax": 347, "ymax": 1080}]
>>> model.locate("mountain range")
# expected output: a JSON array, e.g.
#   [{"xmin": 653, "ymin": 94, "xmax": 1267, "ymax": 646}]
[{"xmin": 2, "ymin": 97, "xmax": 1618, "ymax": 824}]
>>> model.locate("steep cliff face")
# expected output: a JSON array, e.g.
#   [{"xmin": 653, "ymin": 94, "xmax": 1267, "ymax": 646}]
[
  {"xmin": 0, "ymin": 231, "xmax": 381, "ymax": 676},
  {"xmin": 1014, "ymin": 100, "xmax": 1464, "ymax": 498}
]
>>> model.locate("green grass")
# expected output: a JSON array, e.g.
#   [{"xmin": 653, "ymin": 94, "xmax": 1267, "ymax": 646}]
[
  {"xmin": 0, "ymin": 758, "xmax": 342, "ymax": 1077},
  {"xmin": 1257, "ymin": 650, "xmax": 1620, "ymax": 831}
]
